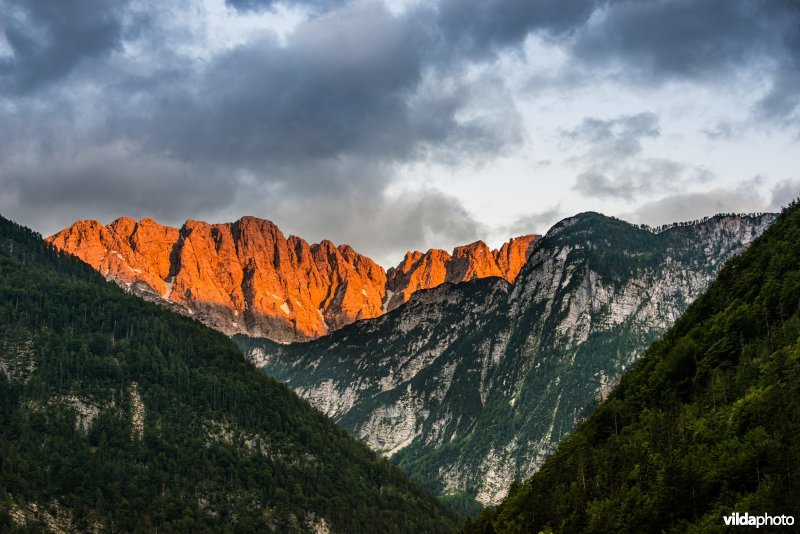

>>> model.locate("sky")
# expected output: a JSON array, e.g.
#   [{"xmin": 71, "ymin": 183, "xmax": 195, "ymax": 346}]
[{"xmin": 1, "ymin": 0, "xmax": 799, "ymax": 267}]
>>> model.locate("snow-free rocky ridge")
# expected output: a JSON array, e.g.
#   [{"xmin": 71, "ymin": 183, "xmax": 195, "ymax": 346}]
[
  {"xmin": 237, "ymin": 212, "xmax": 776, "ymax": 506},
  {"xmin": 48, "ymin": 216, "xmax": 536, "ymax": 343}
]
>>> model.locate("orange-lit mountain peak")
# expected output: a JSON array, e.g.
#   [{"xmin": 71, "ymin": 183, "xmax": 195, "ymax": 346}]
[{"xmin": 49, "ymin": 217, "xmax": 537, "ymax": 341}]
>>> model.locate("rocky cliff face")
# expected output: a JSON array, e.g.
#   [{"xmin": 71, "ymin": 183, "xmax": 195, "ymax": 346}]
[
  {"xmin": 0, "ymin": 213, "xmax": 457, "ymax": 533},
  {"xmin": 384, "ymin": 235, "xmax": 535, "ymax": 312},
  {"xmin": 236, "ymin": 212, "xmax": 777, "ymax": 506},
  {"xmin": 48, "ymin": 216, "xmax": 387, "ymax": 342},
  {"xmin": 48, "ymin": 216, "xmax": 534, "ymax": 342}
]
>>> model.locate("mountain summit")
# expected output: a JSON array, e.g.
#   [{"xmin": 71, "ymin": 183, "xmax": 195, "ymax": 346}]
[
  {"xmin": 47, "ymin": 216, "xmax": 536, "ymax": 342},
  {"xmin": 465, "ymin": 204, "xmax": 800, "ymax": 532},
  {"xmin": 385, "ymin": 235, "xmax": 535, "ymax": 312},
  {"xmin": 0, "ymin": 214, "xmax": 457, "ymax": 531},
  {"xmin": 238, "ymin": 212, "xmax": 776, "ymax": 507}
]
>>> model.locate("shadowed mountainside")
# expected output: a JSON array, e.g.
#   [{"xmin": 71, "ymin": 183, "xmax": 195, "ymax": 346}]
[
  {"xmin": 465, "ymin": 202, "xmax": 800, "ymax": 531},
  {"xmin": 238, "ymin": 212, "xmax": 776, "ymax": 510}
]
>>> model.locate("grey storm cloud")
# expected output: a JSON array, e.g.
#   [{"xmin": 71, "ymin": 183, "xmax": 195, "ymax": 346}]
[
  {"xmin": 225, "ymin": 0, "xmax": 346, "ymax": 12},
  {"xmin": 566, "ymin": 0, "xmax": 800, "ymax": 128},
  {"xmin": 503, "ymin": 205, "xmax": 564, "ymax": 237},
  {"xmin": 564, "ymin": 112, "xmax": 660, "ymax": 159},
  {"xmin": 769, "ymin": 179, "xmax": 800, "ymax": 211},
  {"xmin": 228, "ymin": 0, "xmax": 601, "ymax": 56},
  {"xmin": 570, "ymin": 0, "xmax": 782, "ymax": 82},
  {"xmin": 0, "ymin": 0, "xmax": 798, "ymax": 258},
  {"xmin": 755, "ymin": 2, "xmax": 800, "ymax": 125},
  {"xmin": 152, "ymin": 12, "xmax": 425, "ymax": 166},
  {"xmin": 573, "ymin": 160, "xmax": 697, "ymax": 201},
  {"xmin": 0, "ymin": 0, "xmax": 134, "ymax": 93},
  {"xmin": 757, "ymin": 70, "xmax": 800, "ymax": 127},
  {"xmin": 433, "ymin": 0, "xmax": 599, "ymax": 59},
  {"xmin": 88, "ymin": 3, "xmax": 521, "ymax": 184},
  {"xmin": 125, "ymin": 0, "xmax": 560, "ymax": 176}
]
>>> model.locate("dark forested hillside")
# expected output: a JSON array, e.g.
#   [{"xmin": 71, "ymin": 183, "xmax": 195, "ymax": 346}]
[
  {"xmin": 465, "ymin": 202, "xmax": 800, "ymax": 533},
  {"xmin": 0, "ymin": 215, "xmax": 457, "ymax": 532}
]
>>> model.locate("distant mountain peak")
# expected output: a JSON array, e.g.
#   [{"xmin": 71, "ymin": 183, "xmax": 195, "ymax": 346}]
[
  {"xmin": 382, "ymin": 234, "xmax": 536, "ymax": 312},
  {"xmin": 48, "ymin": 216, "xmax": 537, "ymax": 342},
  {"xmin": 239, "ymin": 212, "xmax": 777, "ymax": 506}
]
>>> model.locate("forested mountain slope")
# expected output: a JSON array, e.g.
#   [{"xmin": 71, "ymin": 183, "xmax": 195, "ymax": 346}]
[
  {"xmin": 465, "ymin": 202, "xmax": 800, "ymax": 532},
  {"xmin": 0, "ymin": 215, "xmax": 457, "ymax": 533},
  {"xmin": 238, "ymin": 212, "xmax": 775, "ymax": 510}
]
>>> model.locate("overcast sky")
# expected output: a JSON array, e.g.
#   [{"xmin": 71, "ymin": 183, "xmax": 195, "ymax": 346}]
[{"xmin": 1, "ymin": 0, "xmax": 799, "ymax": 267}]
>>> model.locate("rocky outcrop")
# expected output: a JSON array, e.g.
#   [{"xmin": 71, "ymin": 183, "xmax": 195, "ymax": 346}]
[
  {"xmin": 48, "ymin": 216, "xmax": 387, "ymax": 342},
  {"xmin": 384, "ymin": 235, "xmax": 536, "ymax": 311},
  {"xmin": 48, "ymin": 216, "xmax": 533, "ymax": 342},
  {"xmin": 237, "ymin": 212, "xmax": 777, "ymax": 505}
]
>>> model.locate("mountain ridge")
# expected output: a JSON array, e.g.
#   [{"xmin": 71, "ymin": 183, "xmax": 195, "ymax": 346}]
[
  {"xmin": 237, "ymin": 211, "xmax": 777, "ymax": 508},
  {"xmin": 464, "ymin": 202, "xmax": 800, "ymax": 532},
  {"xmin": 47, "ymin": 216, "xmax": 536, "ymax": 342},
  {"xmin": 0, "ymin": 213, "xmax": 458, "ymax": 532}
]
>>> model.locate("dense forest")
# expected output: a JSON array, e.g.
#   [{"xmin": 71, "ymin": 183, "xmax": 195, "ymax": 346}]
[
  {"xmin": 0, "ymin": 215, "xmax": 457, "ymax": 532},
  {"xmin": 465, "ymin": 201, "xmax": 800, "ymax": 532}
]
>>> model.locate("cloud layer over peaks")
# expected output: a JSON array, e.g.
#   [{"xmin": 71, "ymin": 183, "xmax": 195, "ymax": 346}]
[{"xmin": 1, "ymin": 0, "xmax": 798, "ymax": 264}]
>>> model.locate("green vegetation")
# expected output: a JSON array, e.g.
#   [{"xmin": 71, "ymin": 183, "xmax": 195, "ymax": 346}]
[
  {"xmin": 0, "ymin": 215, "xmax": 457, "ymax": 532},
  {"xmin": 239, "ymin": 212, "xmax": 772, "ymax": 513},
  {"xmin": 440, "ymin": 491, "xmax": 486, "ymax": 519},
  {"xmin": 465, "ymin": 203, "xmax": 800, "ymax": 532}
]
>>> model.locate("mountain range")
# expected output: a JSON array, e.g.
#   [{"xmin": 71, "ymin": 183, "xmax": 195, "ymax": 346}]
[
  {"xmin": 465, "ymin": 201, "xmax": 800, "ymax": 532},
  {"xmin": 2, "ymin": 201, "xmax": 793, "ymax": 533},
  {"xmin": 237, "ymin": 212, "xmax": 776, "ymax": 509},
  {"xmin": 0, "ymin": 214, "xmax": 457, "ymax": 532},
  {"xmin": 47, "ymin": 217, "xmax": 536, "ymax": 343},
  {"xmin": 40, "ymin": 209, "xmax": 783, "ymax": 521}
]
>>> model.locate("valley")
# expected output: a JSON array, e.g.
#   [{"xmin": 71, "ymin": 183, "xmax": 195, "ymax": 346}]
[{"xmin": 238, "ymin": 212, "xmax": 775, "ymax": 506}]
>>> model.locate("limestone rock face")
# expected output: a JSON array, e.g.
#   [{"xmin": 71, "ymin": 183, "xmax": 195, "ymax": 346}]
[
  {"xmin": 238, "ymin": 212, "xmax": 777, "ymax": 505},
  {"xmin": 47, "ymin": 217, "xmax": 180, "ymax": 297},
  {"xmin": 49, "ymin": 216, "xmax": 531, "ymax": 342},
  {"xmin": 494, "ymin": 235, "xmax": 537, "ymax": 282},
  {"xmin": 48, "ymin": 216, "xmax": 387, "ymax": 342},
  {"xmin": 385, "ymin": 235, "xmax": 536, "ymax": 311}
]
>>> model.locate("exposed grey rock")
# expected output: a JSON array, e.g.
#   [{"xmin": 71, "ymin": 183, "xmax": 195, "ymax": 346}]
[{"xmin": 237, "ymin": 212, "xmax": 776, "ymax": 505}]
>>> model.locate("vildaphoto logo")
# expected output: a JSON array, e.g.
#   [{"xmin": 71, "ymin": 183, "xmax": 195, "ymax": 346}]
[{"xmin": 723, "ymin": 512, "xmax": 795, "ymax": 528}]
